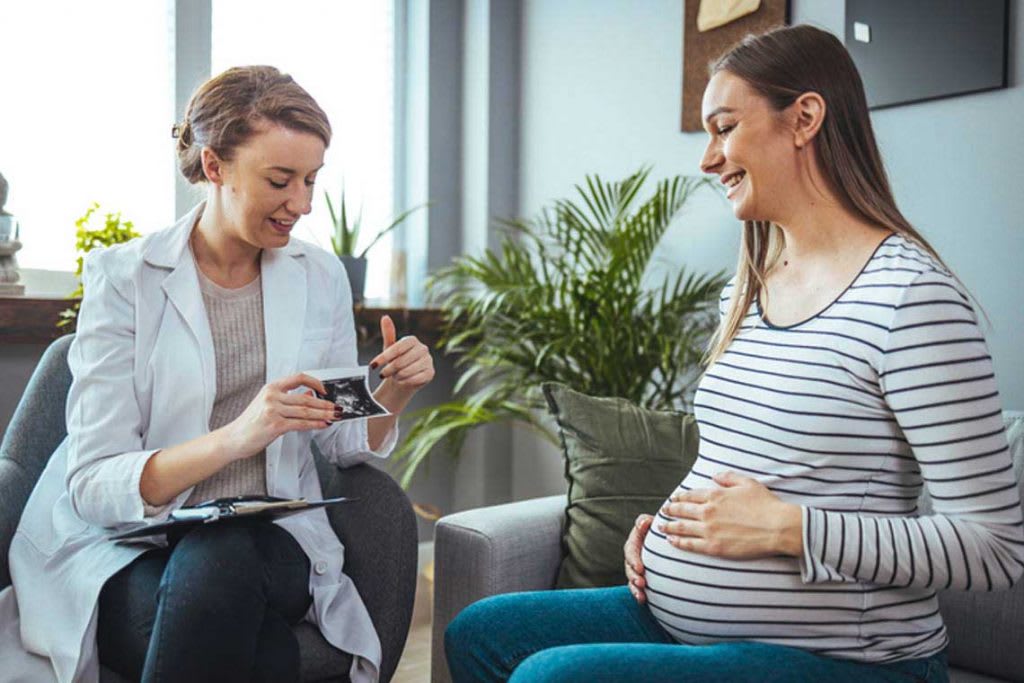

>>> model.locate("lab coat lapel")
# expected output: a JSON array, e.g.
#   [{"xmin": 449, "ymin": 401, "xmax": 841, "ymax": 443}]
[
  {"xmin": 261, "ymin": 243, "xmax": 307, "ymax": 473},
  {"xmin": 261, "ymin": 244, "xmax": 306, "ymax": 382},
  {"xmin": 161, "ymin": 262, "xmax": 216, "ymax": 422},
  {"xmin": 148, "ymin": 206, "xmax": 217, "ymax": 423}
]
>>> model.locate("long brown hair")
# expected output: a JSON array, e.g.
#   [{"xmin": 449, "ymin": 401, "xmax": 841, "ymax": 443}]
[
  {"xmin": 704, "ymin": 25, "xmax": 959, "ymax": 366},
  {"xmin": 174, "ymin": 65, "xmax": 331, "ymax": 184}
]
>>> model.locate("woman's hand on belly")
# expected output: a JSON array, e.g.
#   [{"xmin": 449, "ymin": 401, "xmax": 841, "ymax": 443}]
[
  {"xmin": 624, "ymin": 513, "xmax": 654, "ymax": 603},
  {"xmin": 659, "ymin": 471, "xmax": 804, "ymax": 560}
]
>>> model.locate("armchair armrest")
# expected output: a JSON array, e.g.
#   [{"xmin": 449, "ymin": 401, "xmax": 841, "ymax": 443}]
[{"xmin": 431, "ymin": 494, "xmax": 564, "ymax": 683}]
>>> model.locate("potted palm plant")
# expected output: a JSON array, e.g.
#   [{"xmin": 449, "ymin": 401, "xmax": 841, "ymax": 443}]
[
  {"xmin": 392, "ymin": 167, "xmax": 728, "ymax": 487},
  {"xmin": 325, "ymin": 190, "xmax": 429, "ymax": 303}
]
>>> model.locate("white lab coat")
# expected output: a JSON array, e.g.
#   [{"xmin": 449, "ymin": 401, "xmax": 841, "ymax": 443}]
[{"xmin": 0, "ymin": 204, "xmax": 396, "ymax": 682}]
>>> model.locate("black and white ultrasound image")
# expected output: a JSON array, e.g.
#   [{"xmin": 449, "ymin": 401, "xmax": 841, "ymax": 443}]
[{"xmin": 318, "ymin": 376, "xmax": 388, "ymax": 420}]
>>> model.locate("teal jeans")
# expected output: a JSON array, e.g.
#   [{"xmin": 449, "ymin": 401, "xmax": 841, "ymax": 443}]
[{"xmin": 445, "ymin": 587, "xmax": 949, "ymax": 683}]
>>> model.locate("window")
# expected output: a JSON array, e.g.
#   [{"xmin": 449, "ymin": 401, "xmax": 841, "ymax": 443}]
[
  {"xmin": 212, "ymin": 0, "xmax": 396, "ymax": 302},
  {"xmin": 1, "ymin": 1, "xmax": 396, "ymax": 302},
  {"xmin": 0, "ymin": 2, "xmax": 175, "ymax": 273}
]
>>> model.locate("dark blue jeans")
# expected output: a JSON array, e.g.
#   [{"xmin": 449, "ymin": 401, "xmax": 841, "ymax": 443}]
[
  {"xmin": 97, "ymin": 519, "xmax": 312, "ymax": 683},
  {"xmin": 446, "ymin": 587, "xmax": 949, "ymax": 683}
]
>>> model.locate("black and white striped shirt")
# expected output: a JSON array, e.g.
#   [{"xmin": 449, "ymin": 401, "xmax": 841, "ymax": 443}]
[{"xmin": 641, "ymin": 233, "xmax": 1024, "ymax": 663}]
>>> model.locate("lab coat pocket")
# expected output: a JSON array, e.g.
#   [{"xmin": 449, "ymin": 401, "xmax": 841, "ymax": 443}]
[
  {"xmin": 19, "ymin": 494, "xmax": 89, "ymax": 558},
  {"xmin": 298, "ymin": 327, "xmax": 333, "ymax": 371},
  {"xmin": 16, "ymin": 442, "xmax": 90, "ymax": 557}
]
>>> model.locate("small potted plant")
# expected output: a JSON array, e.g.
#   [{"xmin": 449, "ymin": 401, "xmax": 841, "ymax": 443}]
[{"xmin": 325, "ymin": 189, "xmax": 429, "ymax": 304}]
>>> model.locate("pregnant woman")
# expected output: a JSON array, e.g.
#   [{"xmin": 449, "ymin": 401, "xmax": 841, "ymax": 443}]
[{"xmin": 444, "ymin": 24, "xmax": 1023, "ymax": 683}]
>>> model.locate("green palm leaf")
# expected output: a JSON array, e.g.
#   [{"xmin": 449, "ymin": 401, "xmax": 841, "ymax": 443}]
[{"xmin": 394, "ymin": 168, "xmax": 728, "ymax": 488}]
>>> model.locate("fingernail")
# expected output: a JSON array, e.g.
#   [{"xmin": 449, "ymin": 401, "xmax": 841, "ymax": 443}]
[
  {"xmin": 370, "ymin": 362, "xmax": 378, "ymax": 370},
  {"xmin": 333, "ymin": 407, "xmax": 343, "ymax": 419}
]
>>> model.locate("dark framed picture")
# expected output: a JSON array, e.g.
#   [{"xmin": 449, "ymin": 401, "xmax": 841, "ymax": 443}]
[{"xmin": 845, "ymin": 0, "xmax": 1009, "ymax": 110}]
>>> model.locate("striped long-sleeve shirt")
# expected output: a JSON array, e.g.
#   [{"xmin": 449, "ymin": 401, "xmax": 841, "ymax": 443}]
[{"xmin": 641, "ymin": 233, "xmax": 1024, "ymax": 663}]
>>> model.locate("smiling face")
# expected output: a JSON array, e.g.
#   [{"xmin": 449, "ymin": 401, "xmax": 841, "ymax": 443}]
[
  {"xmin": 699, "ymin": 71, "xmax": 798, "ymax": 223},
  {"xmin": 205, "ymin": 122, "xmax": 326, "ymax": 250}
]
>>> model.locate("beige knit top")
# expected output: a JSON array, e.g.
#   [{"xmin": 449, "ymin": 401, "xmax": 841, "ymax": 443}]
[{"xmin": 184, "ymin": 265, "xmax": 269, "ymax": 505}]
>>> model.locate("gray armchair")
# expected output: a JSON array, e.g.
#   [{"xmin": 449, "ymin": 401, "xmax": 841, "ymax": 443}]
[
  {"xmin": 0, "ymin": 334, "xmax": 418, "ymax": 683},
  {"xmin": 432, "ymin": 413, "xmax": 1024, "ymax": 683}
]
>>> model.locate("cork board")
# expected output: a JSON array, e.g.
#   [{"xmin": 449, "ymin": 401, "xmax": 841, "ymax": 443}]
[{"xmin": 681, "ymin": 0, "xmax": 790, "ymax": 132}]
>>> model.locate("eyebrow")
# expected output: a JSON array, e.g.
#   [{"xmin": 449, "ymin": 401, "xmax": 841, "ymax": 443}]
[{"xmin": 703, "ymin": 106, "xmax": 736, "ymax": 124}]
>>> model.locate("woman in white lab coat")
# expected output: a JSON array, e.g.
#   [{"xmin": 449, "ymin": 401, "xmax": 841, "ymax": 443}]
[{"xmin": 0, "ymin": 65, "xmax": 434, "ymax": 683}]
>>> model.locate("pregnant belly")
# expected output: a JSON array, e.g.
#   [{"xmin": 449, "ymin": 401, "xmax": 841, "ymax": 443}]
[{"xmin": 640, "ymin": 525, "xmax": 861, "ymax": 646}]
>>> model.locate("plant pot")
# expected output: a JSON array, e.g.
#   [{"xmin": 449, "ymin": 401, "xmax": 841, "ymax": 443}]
[{"xmin": 340, "ymin": 255, "xmax": 367, "ymax": 304}]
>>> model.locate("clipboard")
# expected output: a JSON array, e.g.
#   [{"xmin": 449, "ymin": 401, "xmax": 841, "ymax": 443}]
[{"xmin": 110, "ymin": 495, "xmax": 358, "ymax": 541}]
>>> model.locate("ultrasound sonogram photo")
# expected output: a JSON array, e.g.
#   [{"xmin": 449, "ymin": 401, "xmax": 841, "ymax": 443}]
[{"xmin": 309, "ymin": 368, "xmax": 389, "ymax": 420}]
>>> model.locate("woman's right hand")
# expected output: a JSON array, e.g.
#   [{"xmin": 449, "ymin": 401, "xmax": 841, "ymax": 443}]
[
  {"xmin": 224, "ymin": 373, "xmax": 339, "ymax": 459},
  {"xmin": 624, "ymin": 513, "xmax": 654, "ymax": 604}
]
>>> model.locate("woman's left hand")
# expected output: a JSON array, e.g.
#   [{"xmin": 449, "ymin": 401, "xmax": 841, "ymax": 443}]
[
  {"xmin": 659, "ymin": 471, "xmax": 804, "ymax": 560},
  {"xmin": 370, "ymin": 315, "xmax": 435, "ymax": 404}
]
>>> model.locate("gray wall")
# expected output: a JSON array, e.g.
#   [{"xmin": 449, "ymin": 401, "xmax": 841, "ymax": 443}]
[{"xmin": 517, "ymin": 0, "xmax": 1023, "ymax": 413}]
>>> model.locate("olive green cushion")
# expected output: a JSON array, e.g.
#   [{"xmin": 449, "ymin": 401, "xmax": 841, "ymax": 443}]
[{"xmin": 542, "ymin": 382, "xmax": 700, "ymax": 589}]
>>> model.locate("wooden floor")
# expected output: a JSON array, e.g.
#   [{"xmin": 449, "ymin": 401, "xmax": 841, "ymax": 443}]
[
  {"xmin": 392, "ymin": 622, "xmax": 432, "ymax": 683},
  {"xmin": 392, "ymin": 551, "xmax": 434, "ymax": 683}
]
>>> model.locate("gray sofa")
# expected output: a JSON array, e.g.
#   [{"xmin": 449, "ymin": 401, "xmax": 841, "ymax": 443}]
[
  {"xmin": 0, "ymin": 334, "xmax": 418, "ymax": 683},
  {"xmin": 432, "ymin": 412, "xmax": 1024, "ymax": 683}
]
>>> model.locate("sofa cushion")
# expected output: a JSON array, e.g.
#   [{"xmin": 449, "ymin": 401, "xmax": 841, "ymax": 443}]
[
  {"xmin": 936, "ymin": 412, "xmax": 1024, "ymax": 682},
  {"xmin": 542, "ymin": 382, "xmax": 699, "ymax": 589}
]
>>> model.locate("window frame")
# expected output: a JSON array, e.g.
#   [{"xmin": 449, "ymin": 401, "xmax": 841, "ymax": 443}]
[{"xmin": 6, "ymin": 0, "xmax": 408, "ymax": 298}]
